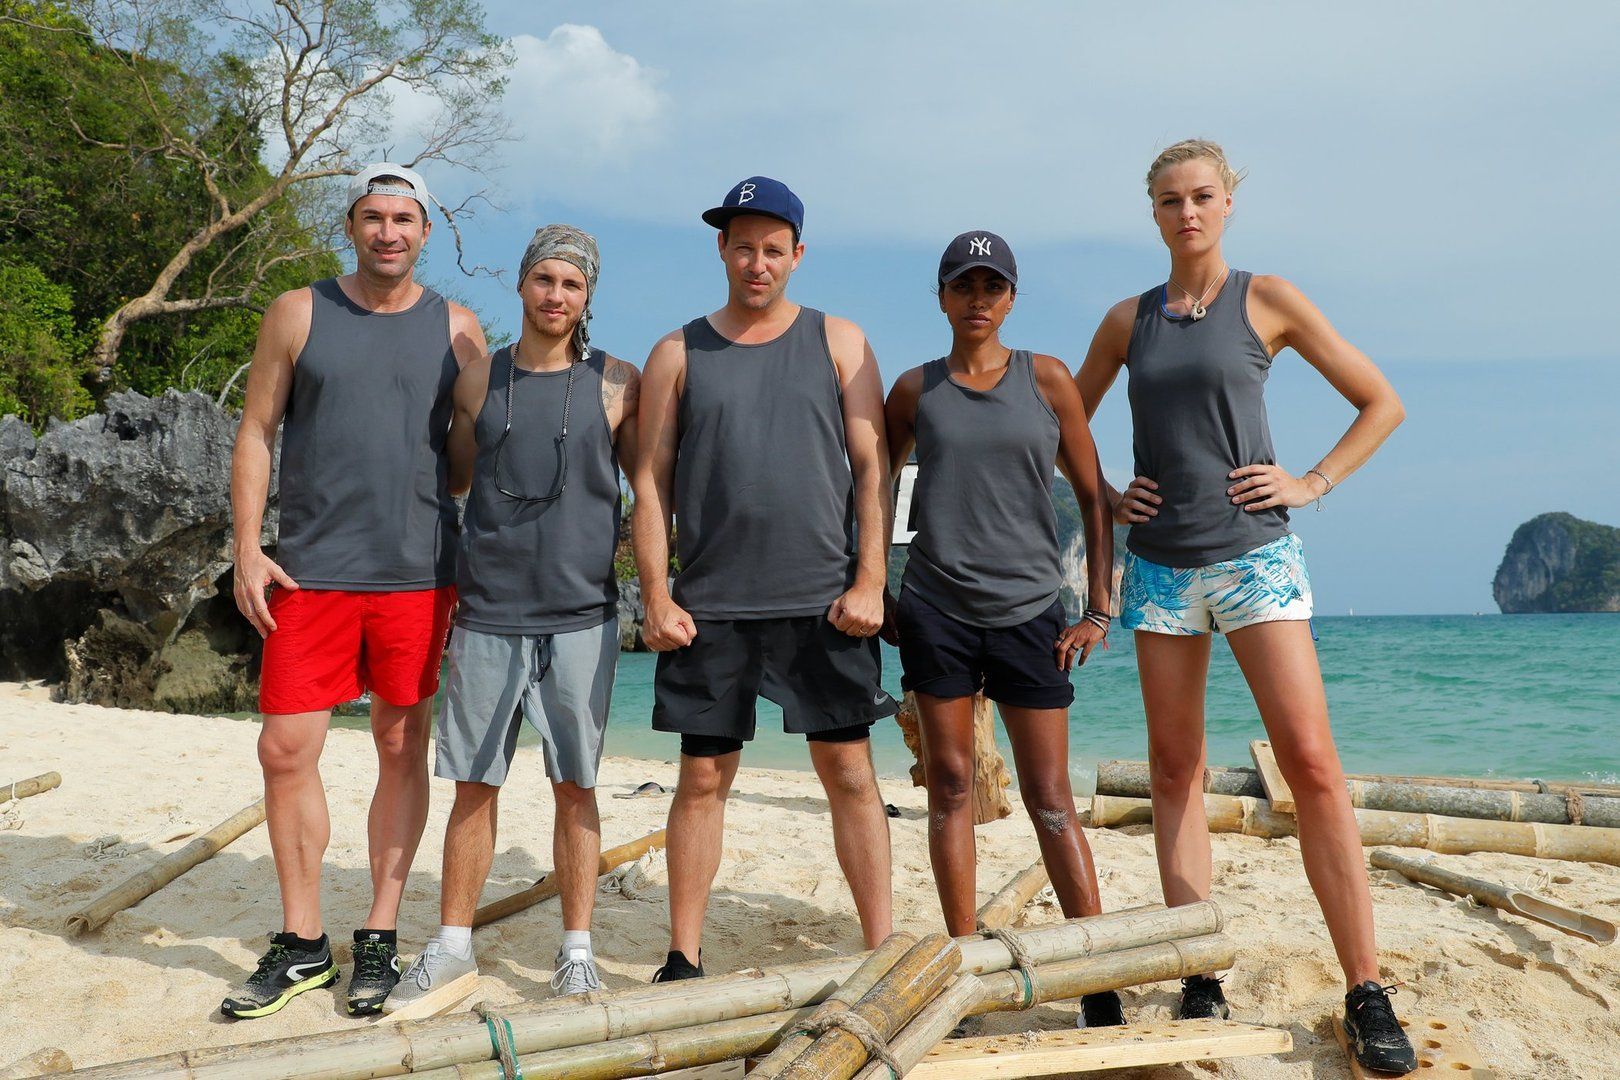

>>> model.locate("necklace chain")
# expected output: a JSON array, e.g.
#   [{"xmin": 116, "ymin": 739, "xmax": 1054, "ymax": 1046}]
[{"xmin": 1167, "ymin": 264, "xmax": 1228, "ymax": 321}]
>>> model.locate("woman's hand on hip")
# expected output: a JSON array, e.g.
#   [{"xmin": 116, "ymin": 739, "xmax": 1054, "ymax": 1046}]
[
  {"xmin": 1228, "ymin": 464, "xmax": 1321, "ymax": 511},
  {"xmin": 1114, "ymin": 476, "xmax": 1161, "ymax": 525}
]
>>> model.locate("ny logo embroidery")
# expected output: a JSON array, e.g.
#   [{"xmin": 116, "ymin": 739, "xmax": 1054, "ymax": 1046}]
[
  {"xmin": 969, "ymin": 236, "xmax": 992, "ymax": 256},
  {"xmin": 738, "ymin": 182, "xmax": 756, "ymax": 204}
]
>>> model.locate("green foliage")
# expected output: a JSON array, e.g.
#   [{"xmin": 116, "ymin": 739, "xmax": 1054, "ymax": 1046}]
[
  {"xmin": 1509, "ymin": 512, "xmax": 1620, "ymax": 612},
  {"xmin": 0, "ymin": 261, "xmax": 91, "ymax": 426}
]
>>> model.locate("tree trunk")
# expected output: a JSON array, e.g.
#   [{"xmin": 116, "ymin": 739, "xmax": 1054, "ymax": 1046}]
[{"xmin": 893, "ymin": 691, "xmax": 1013, "ymax": 824}]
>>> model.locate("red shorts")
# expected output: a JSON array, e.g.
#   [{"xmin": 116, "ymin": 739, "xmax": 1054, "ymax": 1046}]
[{"xmin": 259, "ymin": 586, "xmax": 456, "ymax": 715}]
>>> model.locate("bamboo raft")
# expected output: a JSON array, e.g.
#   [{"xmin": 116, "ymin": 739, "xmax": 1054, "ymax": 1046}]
[
  {"xmin": 1090, "ymin": 793, "xmax": 1620, "ymax": 866},
  {"xmin": 1095, "ymin": 760, "xmax": 1620, "ymax": 827},
  {"xmin": 67, "ymin": 900, "xmax": 1231, "ymax": 1079}
]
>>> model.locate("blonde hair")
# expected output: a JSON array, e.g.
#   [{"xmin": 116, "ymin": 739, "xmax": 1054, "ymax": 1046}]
[{"xmin": 1146, "ymin": 139, "xmax": 1245, "ymax": 196}]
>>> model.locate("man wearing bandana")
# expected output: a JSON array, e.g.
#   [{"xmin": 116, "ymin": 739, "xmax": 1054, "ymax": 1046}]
[
  {"xmin": 227, "ymin": 163, "xmax": 489, "ymax": 1018},
  {"xmin": 383, "ymin": 224, "xmax": 640, "ymax": 1012}
]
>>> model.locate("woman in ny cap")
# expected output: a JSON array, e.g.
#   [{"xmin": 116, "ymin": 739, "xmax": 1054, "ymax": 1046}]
[
  {"xmin": 1074, "ymin": 139, "xmax": 1411, "ymax": 1073},
  {"xmin": 883, "ymin": 231, "xmax": 1122, "ymax": 1027}
]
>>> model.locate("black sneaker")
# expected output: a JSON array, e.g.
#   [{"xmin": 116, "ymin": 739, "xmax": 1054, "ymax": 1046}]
[
  {"xmin": 1343, "ymin": 981, "xmax": 1418, "ymax": 1075},
  {"xmin": 652, "ymin": 950, "xmax": 704, "ymax": 982},
  {"xmin": 220, "ymin": 932, "xmax": 338, "ymax": 1019},
  {"xmin": 1178, "ymin": 974, "xmax": 1231, "ymax": 1020},
  {"xmin": 1077, "ymin": 990, "xmax": 1125, "ymax": 1028},
  {"xmin": 347, "ymin": 930, "xmax": 403, "ymax": 1016}
]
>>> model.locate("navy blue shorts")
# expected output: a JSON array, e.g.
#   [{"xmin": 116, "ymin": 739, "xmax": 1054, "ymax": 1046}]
[{"xmin": 896, "ymin": 589, "xmax": 1076, "ymax": 710}]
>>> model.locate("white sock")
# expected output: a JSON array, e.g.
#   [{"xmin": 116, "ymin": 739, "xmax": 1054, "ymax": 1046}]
[
  {"xmin": 561, "ymin": 929, "xmax": 592, "ymax": 959},
  {"xmin": 432, "ymin": 925, "xmax": 474, "ymax": 959}
]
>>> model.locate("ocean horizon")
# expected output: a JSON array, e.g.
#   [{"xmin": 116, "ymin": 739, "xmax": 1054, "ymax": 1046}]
[{"xmin": 307, "ymin": 612, "xmax": 1619, "ymax": 790}]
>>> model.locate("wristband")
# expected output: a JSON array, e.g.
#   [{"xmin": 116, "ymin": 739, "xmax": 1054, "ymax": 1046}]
[{"xmin": 1305, "ymin": 468, "xmax": 1334, "ymax": 512}]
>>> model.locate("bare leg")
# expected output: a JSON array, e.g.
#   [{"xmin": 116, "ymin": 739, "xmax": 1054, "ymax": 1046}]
[
  {"xmin": 553, "ymin": 781, "xmax": 602, "ymax": 932},
  {"xmin": 808, "ymin": 737, "xmax": 893, "ymax": 948},
  {"xmin": 1135, "ymin": 631, "xmax": 1215, "ymax": 907},
  {"xmin": 666, "ymin": 751, "xmax": 740, "ymax": 961},
  {"xmin": 440, "ymin": 781, "xmax": 498, "ymax": 927},
  {"xmin": 1226, "ymin": 620, "xmax": 1380, "ymax": 988},
  {"xmin": 259, "ymin": 710, "xmax": 332, "ymax": 939},
  {"xmin": 364, "ymin": 696, "xmax": 434, "ymax": 930},
  {"xmin": 914, "ymin": 692, "xmax": 980, "ymax": 935},
  {"xmin": 1000, "ymin": 705, "xmax": 1103, "ymax": 920}
]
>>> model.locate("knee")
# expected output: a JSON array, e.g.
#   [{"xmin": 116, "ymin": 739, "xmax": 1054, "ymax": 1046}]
[
  {"xmin": 553, "ymin": 781, "xmax": 596, "ymax": 812},
  {"xmin": 1020, "ymin": 780, "xmax": 1075, "ymax": 819},
  {"xmin": 258, "ymin": 732, "xmax": 316, "ymax": 781},
  {"xmin": 1278, "ymin": 741, "xmax": 1346, "ymax": 801},
  {"xmin": 373, "ymin": 719, "xmax": 429, "ymax": 768},
  {"xmin": 927, "ymin": 760, "xmax": 974, "ymax": 813},
  {"xmin": 676, "ymin": 761, "xmax": 731, "ymax": 802},
  {"xmin": 1148, "ymin": 741, "xmax": 1205, "ymax": 796}
]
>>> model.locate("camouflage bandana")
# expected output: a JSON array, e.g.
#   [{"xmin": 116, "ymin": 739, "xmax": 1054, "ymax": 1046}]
[{"xmin": 517, "ymin": 224, "xmax": 600, "ymax": 357}]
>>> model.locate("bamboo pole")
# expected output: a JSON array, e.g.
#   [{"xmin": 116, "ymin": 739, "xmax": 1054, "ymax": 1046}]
[
  {"xmin": 1370, "ymin": 849, "xmax": 1618, "ymax": 945},
  {"xmin": 1091, "ymin": 793, "xmax": 1620, "ymax": 866},
  {"xmin": 0, "ymin": 1047, "xmax": 71, "ymax": 1077},
  {"xmin": 1097, "ymin": 760, "xmax": 1620, "ymax": 804},
  {"xmin": 66, "ymin": 902, "xmax": 1223, "ymax": 1080},
  {"xmin": 64, "ymin": 799, "xmax": 265, "ymax": 936},
  {"xmin": 406, "ymin": 934, "xmax": 1238, "ymax": 1080},
  {"xmin": 473, "ymin": 829, "xmax": 666, "ymax": 927},
  {"xmin": 749, "ymin": 933, "xmax": 917, "ymax": 1080},
  {"xmin": 779, "ymin": 934, "xmax": 960, "ymax": 1080},
  {"xmin": 975, "ymin": 858, "xmax": 1049, "ymax": 931},
  {"xmin": 0, "ymin": 771, "xmax": 61, "ymax": 804},
  {"xmin": 850, "ymin": 975, "xmax": 988, "ymax": 1080}
]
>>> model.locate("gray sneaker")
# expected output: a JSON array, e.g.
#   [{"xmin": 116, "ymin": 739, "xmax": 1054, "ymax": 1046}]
[
  {"xmin": 550, "ymin": 945, "xmax": 601, "ymax": 997},
  {"xmin": 380, "ymin": 941, "xmax": 478, "ymax": 1015}
]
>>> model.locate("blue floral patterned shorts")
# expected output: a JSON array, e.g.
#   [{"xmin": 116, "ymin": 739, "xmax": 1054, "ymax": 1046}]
[{"xmin": 1120, "ymin": 533, "xmax": 1313, "ymax": 636}]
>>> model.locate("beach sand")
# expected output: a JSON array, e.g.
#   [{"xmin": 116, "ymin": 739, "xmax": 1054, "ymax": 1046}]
[{"xmin": 1, "ymin": 682, "xmax": 1617, "ymax": 1078}]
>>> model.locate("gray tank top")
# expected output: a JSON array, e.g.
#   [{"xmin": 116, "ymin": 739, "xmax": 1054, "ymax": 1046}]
[
  {"xmin": 456, "ymin": 346, "xmax": 621, "ymax": 635},
  {"xmin": 1124, "ymin": 269, "xmax": 1289, "ymax": 568},
  {"xmin": 276, "ymin": 278, "xmax": 458, "ymax": 589},
  {"xmin": 673, "ymin": 308, "xmax": 856, "ymax": 618},
  {"xmin": 902, "ymin": 351, "xmax": 1062, "ymax": 628}
]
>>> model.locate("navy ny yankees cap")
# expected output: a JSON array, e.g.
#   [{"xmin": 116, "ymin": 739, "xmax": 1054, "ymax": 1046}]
[
  {"xmin": 702, "ymin": 176, "xmax": 805, "ymax": 240},
  {"xmin": 939, "ymin": 230, "xmax": 1017, "ymax": 287}
]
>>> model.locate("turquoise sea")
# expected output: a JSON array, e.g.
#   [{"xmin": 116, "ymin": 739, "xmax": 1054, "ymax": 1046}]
[{"xmin": 490, "ymin": 614, "xmax": 1619, "ymax": 790}]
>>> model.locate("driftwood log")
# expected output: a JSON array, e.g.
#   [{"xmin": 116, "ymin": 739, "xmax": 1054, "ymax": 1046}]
[
  {"xmin": 1095, "ymin": 761, "xmax": 1620, "ymax": 828},
  {"xmin": 1091, "ymin": 793, "xmax": 1620, "ymax": 866},
  {"xmin": 894, "ymin": 691, "xmax": 1012, "ymax": 823},
  {"xmin": 67, "ymin": 902, "xmax": 1224, "ymax": 1080},
  {"xmin": 0, "ymin": 771, "xmax": 61, "ymax": 804},
  {"xmin": 473, "ymin": 828, "xmax": 666, "ymax": 927},
  {"xmin": 1370, "ymin": 849, "xmax": 1617, "ymax": 944},
  {"xmin": 64, "ymin": 799, "xmax": 265, "ymax": 935},
  {"xmin": 975, "ymin": 858, "xmax": 1049, "ymax": 930}
]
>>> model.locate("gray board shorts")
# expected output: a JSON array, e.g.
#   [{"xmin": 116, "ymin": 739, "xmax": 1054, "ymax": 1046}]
[{"xmin": 436, "ymin": 617, "xmax": 618, "ymax": 788}]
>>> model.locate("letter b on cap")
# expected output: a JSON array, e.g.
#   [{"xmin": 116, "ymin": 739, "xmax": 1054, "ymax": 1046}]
[{"xmin": 738, "ymin": 182, "xmax": 756, "ymax": 204}]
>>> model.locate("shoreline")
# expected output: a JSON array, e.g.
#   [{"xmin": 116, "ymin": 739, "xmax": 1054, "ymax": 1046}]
[{"xmin": 2, "ymin": 683, "xmax": 1619, "ymax": 1076}]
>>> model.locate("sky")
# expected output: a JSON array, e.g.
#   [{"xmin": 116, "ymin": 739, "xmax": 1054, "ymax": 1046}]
[{"xmin": 369, "ymin": 2, "xmax": 1619, "ymax": 615}]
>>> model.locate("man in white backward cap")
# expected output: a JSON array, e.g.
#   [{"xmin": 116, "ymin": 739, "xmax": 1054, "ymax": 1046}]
[{"xmin": 225, "ymin": 163, "xmax": 489, "ymax": 1019}]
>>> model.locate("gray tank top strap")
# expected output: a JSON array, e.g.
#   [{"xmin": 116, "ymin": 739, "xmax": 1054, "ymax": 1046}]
[
  {"xmin": 456, "ymin": 345, "xmax": 621, "ymax": 634},
  {"xmin": 1123, "ymin": 269, "xmax": 1289, "ymax": 567},
  {"xmin": 901, "ymin": 349, "xmax": 1063, "ymax": 628},
  {"xmin": 276, "ymin": 277, "xmax": 458, "ymax": 589},
  {"xmin": 672, "ymin": 306, "xmax": 856, "ymax": 618}
]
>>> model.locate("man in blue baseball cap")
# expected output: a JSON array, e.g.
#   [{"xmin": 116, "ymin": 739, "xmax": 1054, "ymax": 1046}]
[{"xmin": 631, "ymin": 178, "xmax": 897, "ymax": 981}]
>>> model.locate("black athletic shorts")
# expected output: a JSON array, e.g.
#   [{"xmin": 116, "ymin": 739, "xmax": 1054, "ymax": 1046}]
[
  {"xmin": 896, "ymin": 589, "xmax": 1076, "ymax": 709},
  {"xmin": 653, "ymin": 615, "xmax": 898, "ymax": 743}
]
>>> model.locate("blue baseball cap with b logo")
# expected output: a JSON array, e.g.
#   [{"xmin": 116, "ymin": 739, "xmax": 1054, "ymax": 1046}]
[{"xmin": 702, "ymin": 176, "xmax": 805, "ymax": 240}]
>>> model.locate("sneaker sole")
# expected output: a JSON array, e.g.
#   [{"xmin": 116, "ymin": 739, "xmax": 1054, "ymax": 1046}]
[
  {"xmin": 380, "ymin": 970, "xmax": 481, "ymax": 1021},
  {"xmin": 221, "ymin": 963, "xmax": 339, "ymax": 1019},
  {"xmin": 346, "ymin": 992, "xmax": 392, "ymax": 1017}
]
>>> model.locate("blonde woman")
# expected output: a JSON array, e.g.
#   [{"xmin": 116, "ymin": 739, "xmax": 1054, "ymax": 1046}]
[{"xmin": 1075, "ymin": 139, "xmax": 1413, "ymax": 1074}]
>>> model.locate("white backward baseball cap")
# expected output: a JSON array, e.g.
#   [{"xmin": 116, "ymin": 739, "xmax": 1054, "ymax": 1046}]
[{"xmin": 346, "ymin": 162, "xmax": 433, "ymax": 216}]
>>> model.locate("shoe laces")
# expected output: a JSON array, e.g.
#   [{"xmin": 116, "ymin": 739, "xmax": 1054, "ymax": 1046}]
[
  {"xmin": 352, "ymin": 939, "xmax": 394, "ymax": 983},
  {"xmin": 551, "ymin": 953, "xmax": 600, "ymax": 994},
  {"xmin": 1348, "ymin": 982, "xmax": 1405, "ymax": 1040},
  {"xmin": 247, "ymin": 940, "xmax": 292, "ymax": 987},
  {"xmin": 404, "ymin": 941, "xmax": 446, "ymax": 991}
]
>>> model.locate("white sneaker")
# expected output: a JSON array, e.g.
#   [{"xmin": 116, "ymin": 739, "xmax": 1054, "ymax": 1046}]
[
  {"xmin": 549, "ymin": 945, "xmax": 601, "ymax": 997},
  {"xmin": 381, "ymin": 941, "xmax": 478, "ymax": 1014}
]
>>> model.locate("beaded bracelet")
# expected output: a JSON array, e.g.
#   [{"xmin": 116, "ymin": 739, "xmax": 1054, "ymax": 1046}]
[{"xmin": 1305, "ymin": 468, "xmax": 1335, "ymax": 512}]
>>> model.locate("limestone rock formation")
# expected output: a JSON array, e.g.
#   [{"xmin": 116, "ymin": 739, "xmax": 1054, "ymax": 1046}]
[
  {"xmin": 1493, "ymin": 512, "xmax": 1620, "ymax": 613},
  {"xmin": 0, "ymin": 391, "xmax": 273, "ymax": 709}
]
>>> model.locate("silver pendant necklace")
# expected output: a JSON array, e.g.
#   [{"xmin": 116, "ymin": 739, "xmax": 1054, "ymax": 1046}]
[{"xmin": 1168, "ymin": 264, "xmax": 1228, "ymax": 321}]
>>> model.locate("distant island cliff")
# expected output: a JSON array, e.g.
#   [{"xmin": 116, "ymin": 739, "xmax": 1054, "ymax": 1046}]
[{"xmin": 1493, "ymin": 512, "xmax": 1620, "ymax": 613}]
